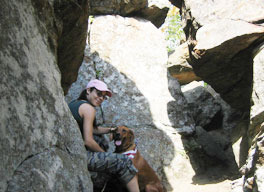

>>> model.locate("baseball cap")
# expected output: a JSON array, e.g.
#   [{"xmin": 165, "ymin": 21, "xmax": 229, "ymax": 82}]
[{"xmin": 86, "ymin": 79, "xmax": 112, "ymax": 97}]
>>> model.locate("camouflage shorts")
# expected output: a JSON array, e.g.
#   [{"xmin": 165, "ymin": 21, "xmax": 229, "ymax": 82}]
[{"xmin": 87, "ymin": 150, "xmax": 138, "ymax": 184}]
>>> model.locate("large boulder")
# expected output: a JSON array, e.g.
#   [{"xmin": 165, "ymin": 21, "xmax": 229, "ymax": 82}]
[
  {"xmin": 137, "ymin": 0, "xmax": 172, "ymax": 28},
  {"xmin": 172, "ymin": 0, "xmax": 264, "ymax": 112},
  {"xmin": 90, "ymin": 0, "xmax": 147, "ymax": 15},
  {"xmin": 249, "ymin": 46, "xmax": 264, "ymax": 142},
  {"xmin": 183, "ymin": 84, "xmax": 222, "ymax": 131},
  {"xmin": 90, "ymin": 0, "xmax": 171, "ymax": 28},
  {"xmin": 167, "ymin": 43, "xmax": 201, "ymax": 84},
  {"xmin": 67, "ymin": 15, "xmax": 195, "ymax": 134},
  {"xmin": 173, "ymin": 0, "xmax": 264, "ymax": 25},
  {"xmin": 66, "ymin": 15, "xmax": 196, "ymax": 191},
  {"xmin": 242, "ymin": 45, "xmax": 264, "ymax": 191},
  {"xmin": 191, "ymin": 19, "xmax": 264, "ymax": 112},
  {"xmin": 0, "ymin": 0, "xmax": 91, "ymax": 191}
]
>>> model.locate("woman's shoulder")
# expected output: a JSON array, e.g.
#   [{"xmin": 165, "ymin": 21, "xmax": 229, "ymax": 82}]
[
  {"xmin": 79, "ymin": 102, "xmax": 96, "ymax": 118},
  {"xmin": 79, "ymin": 101, "xmax": 95, "ymax": 112}
]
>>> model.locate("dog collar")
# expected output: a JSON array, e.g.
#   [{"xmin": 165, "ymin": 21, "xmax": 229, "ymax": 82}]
[{"xmin": 122, "ymin": 147, "xmax": 137, "ymax": 159}]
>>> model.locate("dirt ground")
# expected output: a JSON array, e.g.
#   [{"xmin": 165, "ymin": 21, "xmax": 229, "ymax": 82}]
[{"xmin": 170, "ymin": 179, "xmax": 232, "ymax": 192}]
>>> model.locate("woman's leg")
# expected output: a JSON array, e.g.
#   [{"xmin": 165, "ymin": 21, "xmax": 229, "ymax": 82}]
[{"xmin": 87, "ymin": 151, "xmax": 139, "ymax": 191}]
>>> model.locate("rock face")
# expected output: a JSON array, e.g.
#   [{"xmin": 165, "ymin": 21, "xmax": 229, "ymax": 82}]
[
  {"xmin": 66, "ymin": 15, "xmax": 196, "ymax": 190},
  {"xmin": 243, "ymin": 123, "xmax": 264, "ymax": 192},
  {"xmin": 90, "ymin": 0, "xmax": 147, "ymax": 15},
  {"xmin": 31, "ymin": 0, "xmax": 90, "ymax": 94},
  {"xmin": 172, "ymin": 0, "xmax": 264, "ymax": 112},
  {"xmin": 170, "ymin": 0, "xmax": 264, "ymax": 190},
  {"xmin": 167, "ymin": 43, "xmax": 201, "ymax": 85},
  {"xmin": 0, "ymin": 0, "xmax": 91, "ymax": 191},
  {"xmin": 55, "ymin": 0, "xmax": 90, "ymax": 94},
  {"xmin": 250, "ymin": 47, "xmax": 264, "ymax": 141},
  {"xmin": 90, "ymin": 0, "xmax": 171, "ymax": 28},
  {"xmin": 193, "ymin": 20, "xmax": 263, "ymax": 112},
  {"xmin": 3, "ymin": 0, "xmax": 263, "ymax": 191},
  {"xmin": 183, "ymin": 85, "xmax": 222, "ymax": 131},
  {"xmin": 182, "ymin": 82, "xmax": 241, "ymax": 179},
  {"xmin": 243, "ymin": 46, "xmax": 264, "ymax": 192},
  {"xmin": 67, "ymin": 15, "xmax": 195, "ymax": 135},
  {"xmin": 137, "ymin": 0, "xmax": 172, "ymax": 28}
]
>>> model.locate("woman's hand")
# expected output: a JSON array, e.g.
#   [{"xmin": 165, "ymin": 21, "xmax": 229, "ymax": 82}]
[
  {"xmin": 108, "ymin": 127, "xmax": 117, "ymax": 141},
  {"xmin": 109, "ymin": 127, "xmax": 117, "ymax": 133},
  {"xmin": 93, "ymin": 126, "xmax": 117, "ymax": 135}
]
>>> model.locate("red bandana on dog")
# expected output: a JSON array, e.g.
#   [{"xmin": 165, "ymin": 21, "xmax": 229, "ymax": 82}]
[{"xmin": 122, "ymin": 147, "xmax": 137, "ymax": 159}]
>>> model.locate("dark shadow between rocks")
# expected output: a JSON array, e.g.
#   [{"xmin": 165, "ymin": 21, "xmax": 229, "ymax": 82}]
[
  {"xmin": 181, "ymin": 134, "xmax": 241, "ymax": 185},
  {"xmin": 167, "ymin": 73, "xmax": 241, "ymax": 186}
]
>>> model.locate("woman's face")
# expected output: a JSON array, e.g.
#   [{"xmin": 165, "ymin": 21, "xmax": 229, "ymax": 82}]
[{"xmin": 87, "ymin": 88, "xmax": 107, "ymax": 107}]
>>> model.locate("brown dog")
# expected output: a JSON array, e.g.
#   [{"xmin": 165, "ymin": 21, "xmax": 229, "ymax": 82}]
[{"xmin": 112, "ymin": 126, "xmax": 166, "ymax": 192}]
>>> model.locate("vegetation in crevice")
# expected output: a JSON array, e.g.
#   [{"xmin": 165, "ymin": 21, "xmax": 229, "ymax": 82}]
[{"xmin": 161, "ymin": 6, "xmax": 184, "ymax": 53}]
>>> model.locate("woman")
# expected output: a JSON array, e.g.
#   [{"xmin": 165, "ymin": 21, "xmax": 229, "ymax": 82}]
[{"xmin": 68, "ymin": 79, "xmax": 139, "ymax": 192}]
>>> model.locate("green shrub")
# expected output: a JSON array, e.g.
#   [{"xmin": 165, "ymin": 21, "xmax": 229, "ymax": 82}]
[{"xmin": 161, "ymin": 6, "xmax": 184, "ymax": 53}]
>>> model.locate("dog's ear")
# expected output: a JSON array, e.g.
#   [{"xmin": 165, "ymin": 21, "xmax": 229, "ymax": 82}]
[{"xmin": 128, "ymin": 129, "xmax": 135, "ymax": 143}]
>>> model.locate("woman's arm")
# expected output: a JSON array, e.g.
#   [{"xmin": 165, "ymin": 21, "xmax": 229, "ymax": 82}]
[
  {"xmin": 93, "ymin": 126, "xmax": 116, "ymax": 135},
  {"xmin": 79, "ymin": 104, "xmax": 105, "ymax": 152}
]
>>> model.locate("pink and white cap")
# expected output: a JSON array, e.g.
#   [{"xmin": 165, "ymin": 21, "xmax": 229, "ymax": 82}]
[{"xmin": 86, "ymin": 79, "xmax": 112, "ymax": 97}]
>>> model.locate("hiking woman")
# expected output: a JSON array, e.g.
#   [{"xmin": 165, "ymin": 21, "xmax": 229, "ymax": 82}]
[{"xmin": 68, "ymin": 79, "xmax": 139, "ymax": 192}]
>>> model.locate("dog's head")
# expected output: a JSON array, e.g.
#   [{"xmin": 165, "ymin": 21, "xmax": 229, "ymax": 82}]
[{"xmin": 112, "ymin": 126, "xmax": 135, "ymax": 153}]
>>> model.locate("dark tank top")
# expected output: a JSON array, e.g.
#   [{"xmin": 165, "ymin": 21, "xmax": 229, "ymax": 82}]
[{"xmin": 68, "ymin": 99, "xmax": 97, "ymax": 136}]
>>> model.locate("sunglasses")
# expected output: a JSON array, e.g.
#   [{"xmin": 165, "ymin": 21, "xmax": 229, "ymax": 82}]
[{"xmin": 95, "ymin": 89, "xmax": 108, "ymax": 100}]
